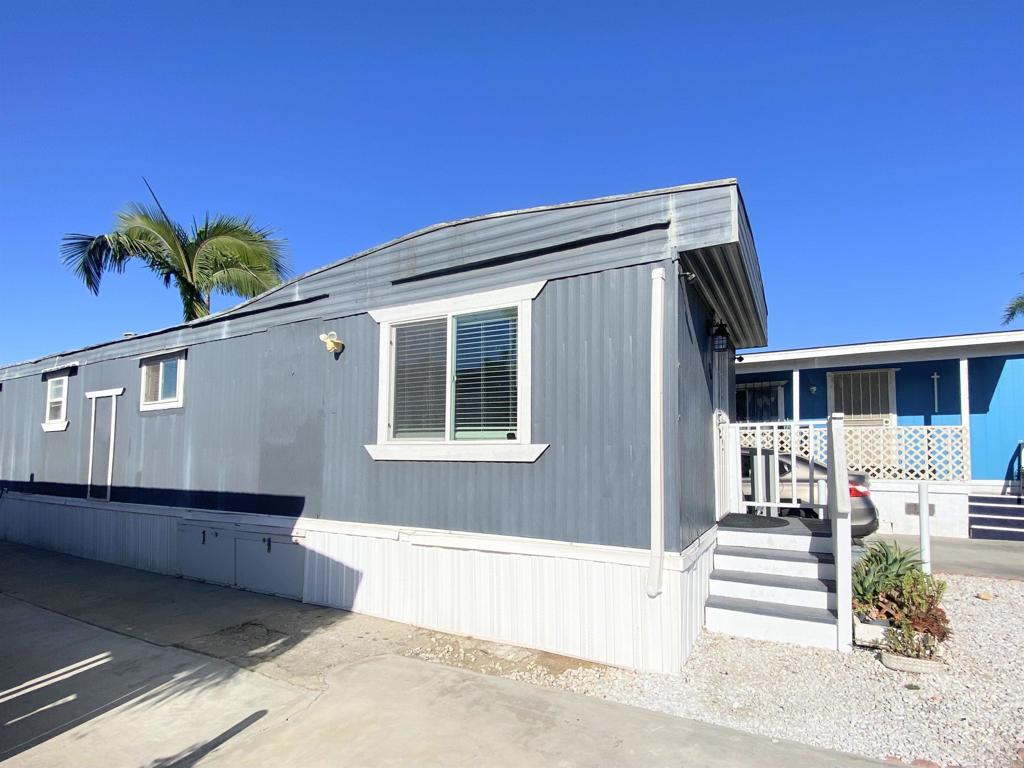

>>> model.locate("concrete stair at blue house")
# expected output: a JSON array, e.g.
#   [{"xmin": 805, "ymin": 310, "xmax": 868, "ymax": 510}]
[
  {"xmin": 968, "ymin": 491, "xmax": 1024, "ymax": 541},
  {"xmin": 705, "ymin": 515, "xmax": 839, "ymax": 650}
]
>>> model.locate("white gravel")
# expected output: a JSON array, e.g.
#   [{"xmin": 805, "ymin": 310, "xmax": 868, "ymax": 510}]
[{"xmin": 504, "ymin": 574, "xmax": 1024, "ymax": 767}]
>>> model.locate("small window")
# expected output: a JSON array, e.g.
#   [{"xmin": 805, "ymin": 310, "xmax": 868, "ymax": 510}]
[
  {"xmin": 140, "ymin": 353, "xmax": 185, "ymax": 411},
  {"xmin": 42, "ymin": 375, "xmax": 69, "ymax": 431}
]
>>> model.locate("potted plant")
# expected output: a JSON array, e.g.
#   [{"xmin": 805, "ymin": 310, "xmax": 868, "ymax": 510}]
[
  {"xmin": 851, "ymin": 541, "xmax": 920, "ymax": 648},
  {"xmin": 878, "ymin": 570, "xmax": 951, "ymax": 673},
  {"xmin": 851, "ymin": 542, "xmax": 951, "ymax": 670}
]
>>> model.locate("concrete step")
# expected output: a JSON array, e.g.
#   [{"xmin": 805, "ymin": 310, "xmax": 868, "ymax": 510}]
[
  {"xmin": 969, "ymin": 524, "xmax": 1024, "ymax": 542},
  {"xmin": 969, "ymin": 494, "xmax": 1023, "ymax": 506},
  {"xmin": 705, "ymin": 595, "xmax": 838, "ymax": 649},
  {"xmin": 717, "ymin": 526, "xmax": 833, "ymax": 554},
  {"xmin": 713, "ymin": 545, "xmax": 836, "ymax": 580},
  {"xmin": 709, "ymin": 569, "xmax": 836, "ymax": 609}
]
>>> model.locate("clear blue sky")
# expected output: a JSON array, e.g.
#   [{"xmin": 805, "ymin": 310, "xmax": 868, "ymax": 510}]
[{"xmin": 1, "ymin": 1, "xmax": 1021, "ymax": 366}]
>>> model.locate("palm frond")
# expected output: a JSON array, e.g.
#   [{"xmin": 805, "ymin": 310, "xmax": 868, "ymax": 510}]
[
  {"xmin": 116, "ymin": 203, "xmax": 189, "ymax": 276},
  {"xmin": 191, "ymin": 216, "xmax": 289, "ymax": 304},
  {"xmin": 59, "ymin": 233, "xmax": 115, "ymax": 293},
  {"xmin": 1003, "ymin": 292, "xmax": 1024, "ymax": 325}
]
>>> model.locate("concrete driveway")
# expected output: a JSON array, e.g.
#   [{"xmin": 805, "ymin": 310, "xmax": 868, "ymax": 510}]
[{"xmin": 0, "ymin": 542, "xmax": 883, "ymax": 767}]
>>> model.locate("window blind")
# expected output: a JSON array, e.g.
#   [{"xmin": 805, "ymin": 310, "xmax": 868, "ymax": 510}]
[
  {"xmin": 454, "ymin": 308, "xmax": 518, "ymax": 440},
  {"xmin": 392, "ymin": 318, "xmax": 448, "ymax": 438}
]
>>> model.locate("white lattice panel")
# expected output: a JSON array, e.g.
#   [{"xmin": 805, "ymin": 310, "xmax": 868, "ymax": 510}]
[{"xmin": 737, "ymin": 424, "xmax": 970, "ymax": 482}]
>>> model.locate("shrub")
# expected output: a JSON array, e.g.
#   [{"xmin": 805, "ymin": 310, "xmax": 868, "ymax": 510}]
[
  {"xmin": 883, "ymin": 570, "xmax": 951, "ymax": 642},
  {"xmin": 852, "ymin": 541, "xmax": 922, "ymax": 617}
]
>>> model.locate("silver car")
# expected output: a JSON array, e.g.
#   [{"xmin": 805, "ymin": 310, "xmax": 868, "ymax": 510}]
[{"xmin": 741, "ymin": 448, "xmax": 879, "ymax": 538}]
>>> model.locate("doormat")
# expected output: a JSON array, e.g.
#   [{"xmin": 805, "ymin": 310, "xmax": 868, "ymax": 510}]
[{"xmin": 719, "ymin": 513, "xmax": 788, "ymax": 529}]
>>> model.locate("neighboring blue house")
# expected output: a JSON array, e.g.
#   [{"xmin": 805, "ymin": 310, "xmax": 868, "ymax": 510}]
[{"xmin": 736, "ymin": 330, "xmax": 1024, "ymax": 540}]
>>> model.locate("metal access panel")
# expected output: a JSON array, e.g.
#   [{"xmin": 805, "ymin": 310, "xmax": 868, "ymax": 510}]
[
  {"xmin": 234, "ymin": 533, "xmax": 305, "ymax": 599},
  {"xmin": 178, "ymin": 523, "xmax": 235, "ymax": 586}
]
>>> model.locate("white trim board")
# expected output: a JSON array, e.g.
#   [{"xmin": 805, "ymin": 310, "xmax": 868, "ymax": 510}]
[
  {"xmin": 366, "ymin": 280, "xmax": 547, "ymax": 462},
  {"xmin": 739, "ymin": 330, "xmax": 1024, "ymax": 373},
  {"xmin": 0, "ymin": 490, "xmax": 717, "ymax": 571}
]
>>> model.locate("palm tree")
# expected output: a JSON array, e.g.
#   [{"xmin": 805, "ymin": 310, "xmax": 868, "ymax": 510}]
[
  {"xmin": 1005, "ymin": 277, "xmax": 1024, "ymax": 325},
  {"xmin": 61, "ymin": 182, "xmax": 289, "ymax": 321}
]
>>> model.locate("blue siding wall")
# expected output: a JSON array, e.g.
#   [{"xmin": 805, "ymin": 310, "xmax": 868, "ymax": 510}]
[
  {"xmin": 739, "ymin": 354, "xmax": 1024, "ymax": 481},
  {"xmin": 738, "ymin": 361, "xmax": 962, "ymax": 424},
  {"xmin": 969, "ymin": 354, "xmax": 1024, "ymax": 481}
]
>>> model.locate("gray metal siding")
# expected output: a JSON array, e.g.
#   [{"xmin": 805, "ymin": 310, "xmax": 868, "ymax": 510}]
[
  {"xmin": 0, "ymin": 182, "xmax": 756, "ymax": 551},
  {"xmin": 2, "ymin": 262, "xmax": 681, "ymax": 549},
  {"xmin": 672, "ymin": 278, "xmax": 717, "ymax": 550}
]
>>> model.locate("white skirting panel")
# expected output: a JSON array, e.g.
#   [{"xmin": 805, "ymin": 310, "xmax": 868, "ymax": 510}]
[
  {"xmin": 0, "ymin": 491, "xmax": 716, "ymax": 674},
  {"xmin": 0, "ymin": 493, "xmax": 178, "ymax": 574},
  {"xmin": 303, "ymin": 525, "xmax": 716, "ymax": 674}
]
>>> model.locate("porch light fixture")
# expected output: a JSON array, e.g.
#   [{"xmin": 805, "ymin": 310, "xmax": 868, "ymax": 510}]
[
  {"xmin": 712, "ymin": 325, "xmax": 731, "ymax": 352},
  {"xmin": 319, "ymin": 332, "xmax": 344, "ymax": 354}
]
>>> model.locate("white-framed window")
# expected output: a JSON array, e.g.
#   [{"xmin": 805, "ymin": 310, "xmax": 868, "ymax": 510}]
[
  {"xmin": 139, "ymin": 351, "xmax": 186, "ymax": 411},
  {"xmin": 827, "ymin": 368, "xmax": 897, "ymax": 426},
  {"xmin": 365, "ymin": 281, "xmax": 549, "ymax": 462},
  {"xmin": 41, "ymin": 375, "xmax": 70, "ymax": 432}
]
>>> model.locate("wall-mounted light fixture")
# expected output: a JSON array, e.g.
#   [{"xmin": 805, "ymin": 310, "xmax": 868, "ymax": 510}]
[
  {"xmin": 319, "ymin": 331, "xmax": 344, "ymax": 354},
  {"xmin": 712, "ymin": 324, "xmax": 731, "ymax": 352}
]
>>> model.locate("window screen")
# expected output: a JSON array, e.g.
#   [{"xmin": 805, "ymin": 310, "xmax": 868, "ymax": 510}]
[
  {"xmin": 143, "ymin": 363, "xmax": 161, "ymax": 403},
  {"xmin": 830, "ymin": 370, "xmax": 894, "ymax": 424},
  {"xmin": 391, "ymin": 318, "xmax": 448, "ymax": 438},
  {"xmin": 453, "ymin": 308, "xmax": 517, "ymax": 440}
]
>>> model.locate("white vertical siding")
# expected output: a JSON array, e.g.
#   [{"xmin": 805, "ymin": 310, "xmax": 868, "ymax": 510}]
[
  {"xmin": 0, "ymin": 492, "xmax": 715, "ymax": 674},
  {"xmin": 303, "ymin": 525, "xmax": 716, "ymax": 674},
  {"xmin": 0, "ymin": 493, "xmax": 178, "ymax": 574}
]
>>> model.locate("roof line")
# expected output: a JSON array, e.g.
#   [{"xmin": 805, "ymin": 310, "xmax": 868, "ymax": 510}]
[
  {"xmin": 218, "ymin": 177, "xmax": 738, "ymax": 316},
  {"xmin": 1, "ymin": 178, "xmax": 737, "ymax": 372},
  {"xmin": 738, "ymin": 328, "xmax": 1024, "ymax": 364}
]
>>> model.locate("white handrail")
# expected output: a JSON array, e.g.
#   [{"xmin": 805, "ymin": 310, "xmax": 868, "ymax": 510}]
[{"xmin": 827, "ymin": 413, "xmax": 852, "ymax": 653}]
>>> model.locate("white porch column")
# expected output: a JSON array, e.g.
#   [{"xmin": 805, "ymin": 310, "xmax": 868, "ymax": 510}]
[
  {"xmin": 959, "ymin": 357, "xmax": 972, "ymax": 481},
  {"xmin": 958, "ymin": 358, "xmax": 970, "ymax": 427},
  {"xmin": 792, "ymin": 369, "xmax": 801, "ymax": 421}
]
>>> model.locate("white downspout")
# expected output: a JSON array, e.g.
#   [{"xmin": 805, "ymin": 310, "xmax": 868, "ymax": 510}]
[{"xmin": 647, "ymin": 267, "xmax": 666, "ymax": 598}]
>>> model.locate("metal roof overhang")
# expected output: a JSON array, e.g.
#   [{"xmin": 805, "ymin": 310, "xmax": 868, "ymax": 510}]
[{"xmin": 680, "ymin": 242, "xmax": 768, "ymax": 349}]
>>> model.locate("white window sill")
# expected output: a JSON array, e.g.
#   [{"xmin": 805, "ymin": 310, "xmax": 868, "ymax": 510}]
[
  {"xmin": 41, "ymin": 420, "xmax": 69, "ymax": 432},
  {"xmin": 140, "ymin": 399, "xmax": 183, "ymax": 412},
  {"xmin": 364, "ymin": 443, "xmax": 549, "ymax": 463}
]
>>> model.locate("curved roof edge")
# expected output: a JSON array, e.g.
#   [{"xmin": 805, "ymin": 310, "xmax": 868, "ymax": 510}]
[{"xmin": 2, "ymin": 178, "xmax": 738, "ymax": 372}]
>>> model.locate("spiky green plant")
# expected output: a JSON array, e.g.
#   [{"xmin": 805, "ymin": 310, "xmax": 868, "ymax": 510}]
[
  {"xmin": 852, "ymin": 540, "xmax": 922, "ymax": 614},
  {"xmin": 60, "ymin": 181, "xmax": 288, "ymax": 321},
  {"xmin": 1004, "ymin": 278, "xmax": 1024, "ymax": 325}
]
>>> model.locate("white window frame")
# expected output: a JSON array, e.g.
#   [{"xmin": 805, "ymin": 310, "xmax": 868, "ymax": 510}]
[
  {"xmin": 365, "ymin": 281, "xmax": 549, "ymax": 462},
  {"xmin": 41, "ymin": 375, "xmax": 70, "ymax": 432},
  {"xmin": 139, "ymin": 351, "xmax": 187, "ymax": 412}
]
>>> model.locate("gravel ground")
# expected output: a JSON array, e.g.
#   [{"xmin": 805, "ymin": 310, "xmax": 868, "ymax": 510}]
[{"xmin": 411, "ymin": 574, "xmax": 1024, "ymax": 767}]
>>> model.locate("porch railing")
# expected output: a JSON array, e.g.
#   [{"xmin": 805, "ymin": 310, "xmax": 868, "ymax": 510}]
[
  {"xmin": 736, "ymin": 422, "xmax": 970, "ymax": 483},
  {"xmin": 827, "ymin": 414, "xmax": 853, "ymax": 653}
]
